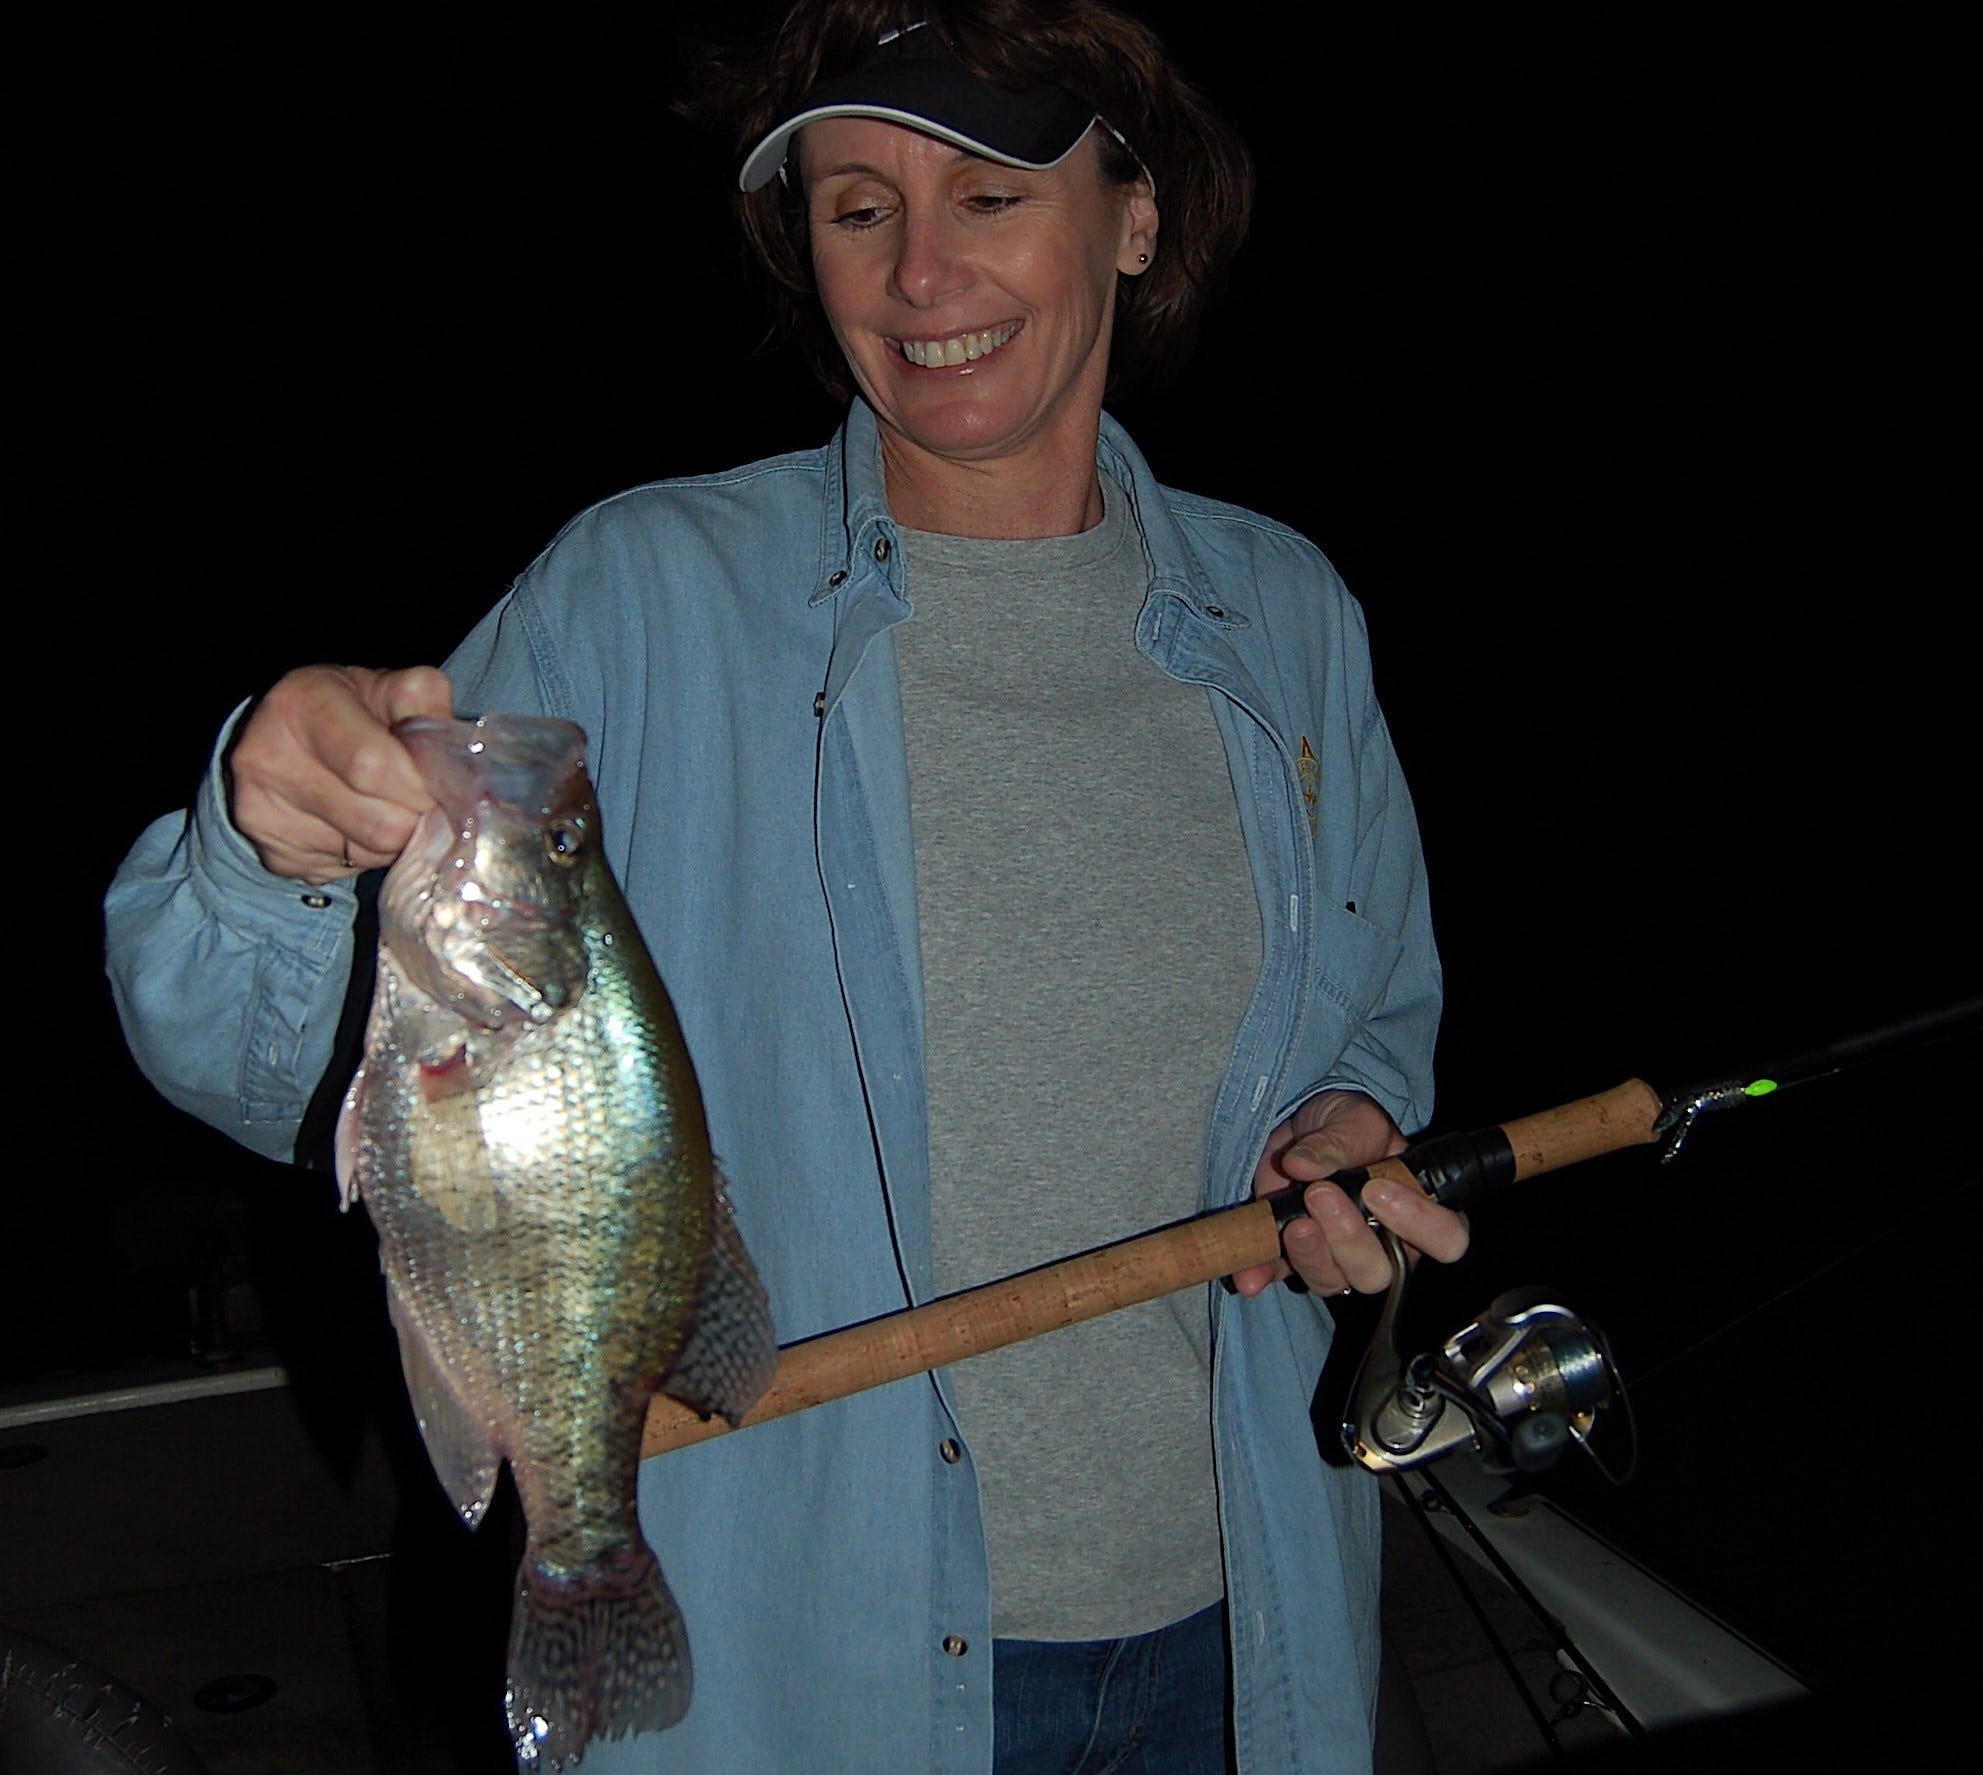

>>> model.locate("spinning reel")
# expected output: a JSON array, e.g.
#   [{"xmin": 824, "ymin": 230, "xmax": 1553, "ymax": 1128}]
[{"xmin": 1340, "ymin": 1228, "xmax": 1630, "ymax": 1479}]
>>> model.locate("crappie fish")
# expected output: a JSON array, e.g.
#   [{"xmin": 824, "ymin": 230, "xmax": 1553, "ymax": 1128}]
[{"xmin": 334, "ymin": 713, "xmax": 776, "ymax": 1769}]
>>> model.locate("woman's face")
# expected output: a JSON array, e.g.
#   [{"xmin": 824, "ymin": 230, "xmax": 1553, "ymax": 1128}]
[{"xmin": 801, "ymin": 117, "xmax": 1155, "ymax": 487}]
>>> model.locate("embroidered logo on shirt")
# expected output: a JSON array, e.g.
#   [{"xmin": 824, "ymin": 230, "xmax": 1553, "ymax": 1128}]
[{"xmin": 1298, "ymin": 736, "xmax": 1320, "ymax": 838}]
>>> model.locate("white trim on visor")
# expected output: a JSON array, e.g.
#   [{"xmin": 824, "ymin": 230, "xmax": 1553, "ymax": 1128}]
[
  {"xmin": 742, "ymin": 111, "xmax": 1150, "ymax": 197},
  {"xmin": 741, "ymin": 107, "xmax": 1101, "ymax": 193}
]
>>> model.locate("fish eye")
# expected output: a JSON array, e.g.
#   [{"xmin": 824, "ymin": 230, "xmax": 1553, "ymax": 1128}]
[{"xmin": 544, "ymin": 819, "xmax": 587, "ymax": 866}]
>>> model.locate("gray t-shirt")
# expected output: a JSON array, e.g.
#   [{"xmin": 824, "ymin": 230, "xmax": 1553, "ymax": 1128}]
[{"xmin": 894, "ymin": 478, "xmax": 1260, "ymax": 1640}]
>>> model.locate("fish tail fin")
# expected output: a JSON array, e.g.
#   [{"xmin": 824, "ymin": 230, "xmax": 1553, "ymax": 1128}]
[{"xmin": 504, "ymin": 1542, "xmax": 689, "ymax": 1767}]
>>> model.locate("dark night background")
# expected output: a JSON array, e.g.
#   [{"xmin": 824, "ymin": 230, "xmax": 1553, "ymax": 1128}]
[{"xmin": 23, "ymin": 4, "xmax": 1976, "ymax": 1767}]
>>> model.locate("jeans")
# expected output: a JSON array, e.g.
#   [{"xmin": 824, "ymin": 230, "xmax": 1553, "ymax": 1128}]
[{"xmin": 992, "ymin": 1598, "xmax": 1233, "ymax": 1775}]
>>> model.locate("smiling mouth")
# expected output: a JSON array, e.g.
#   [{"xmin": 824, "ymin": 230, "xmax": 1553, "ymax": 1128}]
[{"xmin": 898, "ymin": 324, "xmax": 1020, "ymax": 368}]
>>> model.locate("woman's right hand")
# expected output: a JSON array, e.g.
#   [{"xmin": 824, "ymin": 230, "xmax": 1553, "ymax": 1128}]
[{"xmin": 228, "ymin": 664, "xmax": 455, "ymax": 883}]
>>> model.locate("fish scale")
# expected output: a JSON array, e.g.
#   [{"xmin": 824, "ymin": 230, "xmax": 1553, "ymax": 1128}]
[{"xmin": 337, "ymin": 713, "xmax": 775, "ymax": 1768}]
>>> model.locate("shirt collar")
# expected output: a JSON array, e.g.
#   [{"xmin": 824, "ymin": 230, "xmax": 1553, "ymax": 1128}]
[{"xmin": 811, "ymin": 398, "xmax": 1221, "ymax": 610}]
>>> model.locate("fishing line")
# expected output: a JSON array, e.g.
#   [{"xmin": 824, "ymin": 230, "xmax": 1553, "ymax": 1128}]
[
  {"xmin": 1608, "ymin": 1171, "xmax": 1977, "ymax": 1400},
  {"xmin": 1387, "ymin": 1471, "xmax": 1568, "ymax": 1757}
]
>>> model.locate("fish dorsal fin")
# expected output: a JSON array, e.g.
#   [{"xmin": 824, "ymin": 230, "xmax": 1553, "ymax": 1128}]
[
  {"xmin": 387, "ymin": 1282, "xmax": 503, "ymax": 1528},
  {"xmin": 659, "ymin": 1176, "xmax": 777, "ymax": 1428}
]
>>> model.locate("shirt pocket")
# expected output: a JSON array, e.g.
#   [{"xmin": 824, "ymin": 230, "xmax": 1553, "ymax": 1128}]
[{"xmin": 1295, "ymin": 898, "xmax": 1405, "ymax": 1083}]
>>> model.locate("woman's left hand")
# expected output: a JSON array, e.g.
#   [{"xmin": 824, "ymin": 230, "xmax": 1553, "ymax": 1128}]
[{"xmin": 1229, "ymin": 1091, "xmax": 1471, "ymax": 1298}]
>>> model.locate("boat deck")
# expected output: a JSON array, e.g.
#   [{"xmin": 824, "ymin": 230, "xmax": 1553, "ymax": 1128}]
[{"xmin": 0, "ymin": 1346, "xmax": 1876, "ymax": 1774}]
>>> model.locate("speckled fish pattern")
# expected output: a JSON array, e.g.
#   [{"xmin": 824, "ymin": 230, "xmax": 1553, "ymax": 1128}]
[{"xmin": 336, "ymin": 714, "xmax": 776, "ymax": 1770}]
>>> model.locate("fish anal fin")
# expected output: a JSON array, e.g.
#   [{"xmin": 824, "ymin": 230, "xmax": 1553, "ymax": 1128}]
[
  {"xmin": 659, "ymin": 1177, "xmax": 777, "ymax": 1428},
  {"xmin": 387, "ymin": 1286, "xmax": 501, "ymax": 1529},
  {"xmin": 505, "ymin": 1542, "xmax": 690, "ymax": 1766}
]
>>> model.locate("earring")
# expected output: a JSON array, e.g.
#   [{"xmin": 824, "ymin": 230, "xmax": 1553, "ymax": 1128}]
[{"xmin": 1138, "ymin": 252, "xmax": 1149, "ymax": 265}]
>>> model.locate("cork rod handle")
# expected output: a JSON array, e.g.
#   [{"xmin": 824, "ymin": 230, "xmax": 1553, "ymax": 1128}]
[{"xmin": 641, "ymin": 1076, "xmax": 1666, "ymax": 1457}]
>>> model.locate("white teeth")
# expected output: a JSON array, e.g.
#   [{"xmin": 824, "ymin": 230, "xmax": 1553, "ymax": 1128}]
[{"xmin": 901, "ymin": 325, "xmax": 1017, "ymax": 367}]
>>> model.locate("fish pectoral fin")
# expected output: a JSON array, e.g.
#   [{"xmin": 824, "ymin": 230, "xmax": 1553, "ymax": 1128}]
[
  {"xmin": 333, "ymin": 1063, "xmax": 367, "ymax": 1212},
  {"xmin": 388, "ymin": 1285, "xmax": 502, "ymax": 1529},
  {"xmin": 407, "ymin": 1083, "xmax": 503, "ymax": 1232},
  {"xmin": 659, "ymin": 1174, "xmax": 778, "ymax": 1428}
]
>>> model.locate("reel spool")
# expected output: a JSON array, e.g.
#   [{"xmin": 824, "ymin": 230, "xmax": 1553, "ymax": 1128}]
[{"xmin": 1343, "ymin": 1232, "xmax": 1628, "ymax": 1479}]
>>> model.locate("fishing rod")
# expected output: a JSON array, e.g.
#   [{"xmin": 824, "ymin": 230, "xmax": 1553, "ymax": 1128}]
[{"xmin": 641, "ymin": 996, "xmax": 1982, "ymax": 1465}]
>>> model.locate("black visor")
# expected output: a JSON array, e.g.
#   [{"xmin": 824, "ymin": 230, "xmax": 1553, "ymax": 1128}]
[{"xmin": 738, "ymin": 22, "xmax": 1103, "ymax": 193}]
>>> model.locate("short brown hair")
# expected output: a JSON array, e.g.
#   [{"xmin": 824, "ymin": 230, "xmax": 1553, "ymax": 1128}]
[{"xmin": 677, "ymin": 0, "xmax": 1255, "ymax": 400}]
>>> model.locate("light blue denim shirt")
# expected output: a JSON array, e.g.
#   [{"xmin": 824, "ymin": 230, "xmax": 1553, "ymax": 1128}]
[{"xmin": 106, "ymin": 401, "xmax": 1439, "ymax": 1774}]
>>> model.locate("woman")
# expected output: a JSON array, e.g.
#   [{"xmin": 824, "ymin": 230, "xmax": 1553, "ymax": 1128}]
[{"xmin": 106, "ymin": 4, "xmax": 1467, "ymax": 1770}]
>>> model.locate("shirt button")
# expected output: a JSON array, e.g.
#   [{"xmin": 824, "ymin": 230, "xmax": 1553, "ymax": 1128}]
[
  {"xmin": 828, "ymin": 568, "xmax": 848, "ymax": 587},
  {"xmin": 873, "ymin": 536, "xmax": 892, "ymax": 563},
  {"xmin": 1204, "ymin": 604, "xmax": 1227, "ymax": 619},
  {"xmin": 939, "ymin": 1438, "xmax": 962, "ymax": 1464},
  {"xmin": 942, "ymin": 1635, "xmax": 968, "ymax": 1658},
  {"xmin": 300, "ymin": 892, "xmax": 331, "ymax": 910}
]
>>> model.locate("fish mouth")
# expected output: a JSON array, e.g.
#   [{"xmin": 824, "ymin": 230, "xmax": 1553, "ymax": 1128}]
[
  {"xmin": 396, "ymin": 715, "xmax": 588, "ymax": 830},
  {"xmin": 456, "ymin": 879, "xmax": 557, "ymax": 932},
  {"xmin": 896, "ymin": 322, "xmax": 1021, "ymax": 369},
  {"xmin": 442, "ymin": 888, "xmax": 582, "ymax": 1025},
  {"xmin": 479, "ymin": 942, "xmax": 572, "ymax": 1023},
  {"xmin": 417, "ymin": 926, "xmax": 577, "ymax": 1032}
]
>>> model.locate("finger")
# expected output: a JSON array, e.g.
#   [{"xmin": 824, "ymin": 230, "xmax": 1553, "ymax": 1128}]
[
  {"xmin": 1233, "ymin": 1124, "xmax": 1303, "ymax": 1294},
  {"xmin": 316, "ymin": 670, "xmax": 445, "ymax": 819},
  {"xmin": 1227, "ymin": 1254, "xmax": 1290, "ymax": 1298},
  {"xmin": 1279, "ymin": 1137, "xmax": 1357, "ymax": 1180},
  {"xmin": 1237, "ymin": 1096, "xmax": 1403, "ymax": 1296},
  {"xmin": 1361, "ymin": 1176, "xmax": 1472, "ymax": 1265},
  {"xmin": 244, "ymin": 812, "xmax": 371, "ymax": 886},
  {"xmin": 1278, "ymin": 1213, "xmax": 1347, "ymax": 1295},
  {"xmin": 370, "ymin": 664, "xmax": 456, "ymax": 728},
  {"xmin": 230, "ymin": 666, "xmax": 448, "ymax": 879},
  {"xmin": 331, "ymin": 668, "xmax": 457, "ymax": 862},
  {"xmin": 1281, "ymin": 1097, "xmax": 1407, "ymax": 1181},
  {"xmin": 235, "ymin": 773, "xmax": 414, "ymax": 881},
  {"xmin": 234, "ymin": 733, "xmax": 419, "ymax": 876},
  {"xmin": 1287, "ymin": 1180, "xmax": 1398, "ymax": 1295}
]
